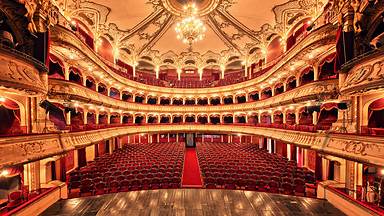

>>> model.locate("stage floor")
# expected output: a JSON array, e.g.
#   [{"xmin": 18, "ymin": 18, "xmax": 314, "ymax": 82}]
[{"xmin": 41, "ymin": 189, "xmax": 344, "ymax": 216}]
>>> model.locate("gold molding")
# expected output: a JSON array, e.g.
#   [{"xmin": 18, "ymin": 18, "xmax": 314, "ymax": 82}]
[{"xmin": 1, "ymin": 125, "xmax": 383, "ymax": 168}]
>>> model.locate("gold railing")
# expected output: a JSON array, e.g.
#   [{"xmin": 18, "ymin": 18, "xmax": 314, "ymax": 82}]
[
  {"xmin": 0, "ymin": 124, "xmax": 383, "ymax": 169},
  {"xmin": 48, "ymin": 79, "xmax": 338, "ymax": 113}
]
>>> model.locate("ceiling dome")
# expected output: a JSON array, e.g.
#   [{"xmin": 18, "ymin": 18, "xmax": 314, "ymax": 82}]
[{"xmin": 162, "ymin": 0, "xmax": 220, "ymax": 17}]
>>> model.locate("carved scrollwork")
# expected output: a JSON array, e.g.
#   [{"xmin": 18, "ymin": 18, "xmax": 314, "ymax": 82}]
[
  {"xmin": 341, "ymin": 52, "xmax": 384, "ymax": 94},
  {"xmin": 16, "ymin": 141, "xmax": 46, "ymax": 156},
  {"xmin": 342, "ymin": 140, "xmax": 380, "ymax": 156}
]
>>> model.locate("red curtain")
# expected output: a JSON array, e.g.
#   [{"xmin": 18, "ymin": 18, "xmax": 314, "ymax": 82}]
[{"xmin": 334, "ymin": 26, "xmax": 354, "ymax": 71}]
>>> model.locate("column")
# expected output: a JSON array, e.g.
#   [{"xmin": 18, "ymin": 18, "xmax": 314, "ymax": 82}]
[
  {"xmin": 66, "ymin": 111, "xmax": 71, "ymax": 125},
  {"xmin": 107, "ymin": 113, "xmax": 111, "ymax": 124},
  {"xmin": 313, "ymin": 111, "xmax": 318, "ymax": 125},
  {"xmin": 27, "ymin": 161, "xmax": 41, "ymax": 192},
  {"xmin": 83, "ymin": 110, "xmax": 88, "ymax": 125},
  {"xmin": 295, "ymin": 110, "xmax": 300, "ymax": 125},
  {"xmin": 95, "ymin": 112, "xmax": 99, "ymax": 124},
  {"xmin": 283, "ymin": 112, "xmax": 287, "ymax": 124}
]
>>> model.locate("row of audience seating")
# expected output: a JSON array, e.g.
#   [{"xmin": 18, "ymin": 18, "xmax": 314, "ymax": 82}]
[
  {"xmin": 68, "ymin": 143, "xmax": 184, "ymax": 197},
  {"xmin": 197, "ymin": 142, "xmax": 315, "ymax": 196}
]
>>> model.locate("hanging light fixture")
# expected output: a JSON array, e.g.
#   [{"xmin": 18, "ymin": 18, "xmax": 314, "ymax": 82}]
[{"xmin": 175, "ymin": 2, "xmax": 206, "ymax": 51}]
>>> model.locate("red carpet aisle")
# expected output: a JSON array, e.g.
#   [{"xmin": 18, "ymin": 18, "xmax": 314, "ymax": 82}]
[{"xmin": 182, "ymin": 148, "xmax": 203, "ymax": 187}]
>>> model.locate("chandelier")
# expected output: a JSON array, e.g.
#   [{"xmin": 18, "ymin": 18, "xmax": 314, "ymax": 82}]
[{"xmin": 175, "ymin": 2, "xmax": 206, "ymax": 51}]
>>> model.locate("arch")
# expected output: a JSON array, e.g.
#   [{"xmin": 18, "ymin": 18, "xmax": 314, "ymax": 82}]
[
  {"xmin": 317, "ymin": 106, "xmax": 338, "ymax": 130},
  {"xmin": 319, "ymin": 53, "xmax": 337, "ymax": 80},
  {"xmin": 248, "ymin": 113, "xmax": 259, "ymax": 125},
  {"xmin": 185, "ymin": 98, "xmax": 196, "ymax": 105},
  {"xmin": 122, "ymin": 114, "xmax": 133, "ymax": 124},
  {"xmin": 160, "ymin": 114, "xmax": 171, "ymax": 124},
  {"xmin": 274, "ymin": 83, "xmax": 284, "ymax": 95},
  {"xmin": 110, "ymin": 113, "xmax": 121, "ymax": 124},
  {"xmin": 85, "ymin": 76, "xmax": 96, "ymax": 90},
  {"xmin": 249, "ymin": 92, "xmax": 259, "ymax": 101},
  {"xmin": 197, "ymin": 98, "xmax": 208, "ymax": 105},
  {"xmin": 147, "ymin": 96, "xmax": 158, "ymax": 105},
  {"xmin": 97, "ymin": 83, "xmax": 108, "ymax": 95},
  {"xmin": 70, "ymin": 109, "xmax": 84, "ymax": 131},
  {"xmin": 160, "ymin": 97, "xmax": 170, "ymax": 105},
  {"xmin": 223, "ymin": 114, "xmax": 233, "ymax": 124},
  {"xmin": 210, "ymin": 97, "xmax": 221, "ymax": 105},
  {"xmin": 122, "ymin": 91, "xmax": 133, "ymax": 102},
  {"xmin": 69, "ymin": 67, "xmax": 83, "ymax": 85},
  {"xmin": 209, "ymin": 114, "xmax": 221, "ymax": 125},
  {"xmin": 172, "ymin": 98, "xmax": 183, "ymax": 105},
  {"xmin": 286, "ymin": 17, "xmax": 312, "ymax": 51},
  {"xmin": 286, "ymin": 76, "xmax": 297, "ymax": 91},
  {"xmin": 172, "ymin": 115, "xmax": 183, "ymax": 123},
  {"xmin": 86, "ymin": 112, "xmax": 96, "ymax": 127},
  {"xmin": 299, "ymin": 67, "xmax": 314, "ymax": 86},
  {"xmin": 135, "ymin": 94, "xmax": 145, "ymax": 103},
  {"xmin": 273, "ymin": 111, "xmax": 284, "ymax": 124},
  {"xmin": 367, "ymin": 98, "xmax": 384, "ymax": 133},
  {"xmin": 235, "ymin": 113, "xmax": 247, "ymax": 124},
  {"xmin": 236, "ymin": 94, "xmax": 247, "ymax": 104},
  {"xmin": 48, "ymin": 55, "xmax": 65, "ymax": 79},
  {"xmin": 197, "ymin": 114, "xmax": 208, "ymax": 124},
  {"xmin": 223, "ymin": 95, "xmax": 233, "ymax": 104},
  {"xmin": 98, "ymin": 112, "xmax": 108, "ymax": 125},
  {"xmin": 260, "ymin": 112, "xmax": 272, "ymax": 124},
  {"xmin": 109, "ymin": 87, "xmax": 120, "ymax": 99},
  {"xmin": 147, "ymin": 114, "xmax": 159, "ymax": 124},
  {"xmin": 185, "ymin": 114, "xmax": 196, "ymax": 123},
  {"xmin": 72, "ymin": 18, "xmax": 94, "ymax": 49},
  {"xmin": 134, "ymin": 114, "xmax": 145, "ymax": 124},
  {"xmin": 261, "ymin": 88, "xmax": 272, "ymax": 99}
]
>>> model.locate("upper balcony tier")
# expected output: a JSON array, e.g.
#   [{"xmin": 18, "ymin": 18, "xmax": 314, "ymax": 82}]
[
  {"xmin": 0, "ymin": 44, "xmax": 48, "ymax": 96},
  {"xmin": 50, "ymin": 22, "xmax": 336, "ymax": 94}
]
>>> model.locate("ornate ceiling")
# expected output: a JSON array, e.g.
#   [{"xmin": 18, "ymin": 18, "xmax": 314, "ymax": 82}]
[{"xmin": 53, "ymin": 0, "xmax": 327, "ymax": 69}]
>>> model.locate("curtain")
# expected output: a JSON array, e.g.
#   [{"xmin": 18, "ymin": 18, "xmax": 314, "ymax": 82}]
[{"xmin": 334, "ymin": 26, "xmax": 354, "ymax": 71}]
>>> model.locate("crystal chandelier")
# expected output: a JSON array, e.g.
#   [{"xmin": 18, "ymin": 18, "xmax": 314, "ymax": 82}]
[{"xmin": 175, "ymin": 2, "xmax": 206, "ymax": 51}]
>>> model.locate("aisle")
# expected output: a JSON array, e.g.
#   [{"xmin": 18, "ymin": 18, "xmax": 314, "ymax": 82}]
[{"xmin": 182, "ymin": 148, "xmax": 203, "ymax": 187}]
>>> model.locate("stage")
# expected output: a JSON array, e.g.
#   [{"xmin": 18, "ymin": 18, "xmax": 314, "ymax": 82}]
[{"xmin": 41, "ymin": 189, "xmax": 344, "ymax": 216}]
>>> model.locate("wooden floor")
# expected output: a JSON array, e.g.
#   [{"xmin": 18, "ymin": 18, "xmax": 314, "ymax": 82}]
[{"xmin": 41, "ymin": 189, "xmax": 344, "ymax": 216}]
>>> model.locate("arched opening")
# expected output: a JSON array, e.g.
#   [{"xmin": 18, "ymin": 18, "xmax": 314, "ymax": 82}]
[
  {"xmin": 317, "ymin": 104, "xmax": 339, "ymax": 130},
  {"xmin": 98, "ymin": 113, "xmax": 108, "ymax": 125},
  {"xmin": 122, "ymin": 92, "xmax": 132, "ymax": 102},
  {"xmin": 319, "ymin": 54, "xmax": 338, "ymax": 80},
  {"xmin": 122, "ymin": 114, "xmax": 133, "ymax": 124},
  {"xmin": 274, "ymin": 83, "xmax": 284, "ymax": 95},
  {"xmin": 135, "ymin": 115, "xmax": 144, "ymax": 124},
  {"xmin": 173, "ymin": 115, "xmax": 182, "ymax": 123},
  {"xmin": 286, "ymin": 112, "xmax": 296, "ymax": 125},
  {"xmin": 286, "ymin": 77, "xmax": 297, "ymax": 91},
  {"xmin": 97, "ymin": 83, "xmax": 108, "ymax": 96},
  {"xmin": 68, "ymin": 68, "xmax": 83, "ymax": 85},
  {"xmin": 236, "ymin": 115, "xmax": 247, "ymax": 124},
  {"xmin": 147, "ymin": 115, "xmax": 158, "ymax": 124},
  {"xmin": 236, "ymin": 95, "xmax": 247, "ymax": 104},
  {"xmin": 223, "ymin": 115, "xmax": 233, "ymax": 124},
  {"xmin": 109, "ymin": 87, "xmax": 120, "ymax": 99},
  {"xmin": 172, "ymin": 98, "xmax": 183, "ymax": 105},
  {"xmin": 85, "ymin": 77, "xmax": 96, "ymax": 90},
  {"xmin": 110, "ymin": 114, "xmax": 120, "ymax": 124},
  {"xmin": 261, "ymin": 88, "xmax": 272, "ymax": 99},
  {"xmin": 223, "ymin": 96, "xmax": 233, "ymax": 104},
  {"xmin": 160, "ymin": 115, "xmax": 170, "ymax": 124},
  {"xmin": 135, "ymin": 95, "xmax": 144, "ymax": 103},
  {"xmin": 260, "ymin": 113, "xmax": 272, "ymax": 124},
  {"xmin": 248, "ymin": 114, "xmax": 258, "ymax": 125},
  {"xmin": 298, "ymin": 108, "xmax": 313, "ymax": 126},
  {"xmin": 185, "ymin": 98, "xmax": 195, "ymax": 105},
  {"xmin": 160, "ymin": 98, "xmax": 170, "ymax": 105},
  {"xmin": 249, "ymin": 92, "xmax": 259, "ymax": 101},
  {"xmin": 0, "ymin": 98, "xmax": 23, "ymax": 135},
  {"xmin": 185, "ymin": 115, "xmax": 196, "ymax": 123},
  {"xmin": 300, "ymin": 68, "xmax": 314, "ymax": 86},
  {"xmin": 366, "ymin": 98, "xmax": 384, "ymax": 135},
  {"xmin": 273, "ymin": 112, "xmax": 284, "ymax": 124},
  {"xmin": 48, "ymin": 56, "xmax": 65, "ymax": 79},
  {"xmin": 210, "ymin": 97, "xmax": 221, "ymax": 105},
  {"xmin": 147, "ymin": 96, "xmax": 158, "ymax": 105},
  {"xmin": 198, "ymin": 115, "xmax": 208, "ymax": 124},
  {"xmin": 70, "ymin": 109, "xmax": 84, "ymax": 131},
  {"xmin": 210, "ymin": 115, "xmax": 220, "ymax": 124},
  {"xmin": 86, "ymin": 112, "xmax": 96, "ymax": 129},
  {"xmin": 197, "ymin": 98, "xmax": 208, "ymax": 105},
  {"xmin": 72, "ymin": 18, "xmax": 94, "ymax": 49},
  {"xmin": 48, "ymin": 103, "xmax": 66, "ymax": 131}
]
